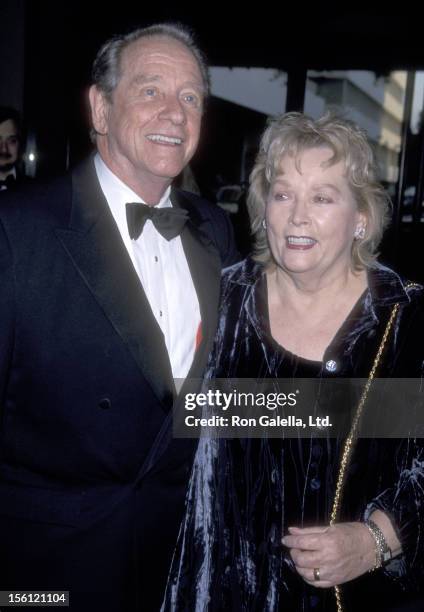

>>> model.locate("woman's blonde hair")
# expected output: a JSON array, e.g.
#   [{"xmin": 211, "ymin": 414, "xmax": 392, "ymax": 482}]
[{"xmin": 247, "ymin": 111, "xmax": 392, "ymax": 269}]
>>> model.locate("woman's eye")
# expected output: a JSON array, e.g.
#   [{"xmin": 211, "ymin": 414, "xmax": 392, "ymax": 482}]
[
  {"xmin": 314, "ymin": 195, "xmax": 333, "ymax": 204},
  {"xmin": 274, "ymin": 192, "xmax": 289, "ymax": 201}
]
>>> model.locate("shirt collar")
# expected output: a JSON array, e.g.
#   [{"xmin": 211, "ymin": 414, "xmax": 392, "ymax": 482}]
[
  {"xmin": 0, "ymin": 167, "xmax": 17, "ymax": 183},
  {"xmin": 94, "ymin": 153, "xmax": 171, "ymax": 210}
]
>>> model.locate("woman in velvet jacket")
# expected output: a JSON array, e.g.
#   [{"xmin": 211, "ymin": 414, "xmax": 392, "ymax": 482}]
[{"xmin": 163, "ymin": 113, "xmax": 424, "ymax": 611}]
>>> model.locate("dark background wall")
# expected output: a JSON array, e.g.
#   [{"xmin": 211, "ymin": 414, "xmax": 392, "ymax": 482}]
[
  {"xmin": 1, "ymin": 2, "xmax": 289, "ymax": 183},
  {"xmin": 1, "ymin": 2, "xmax": 424, "ymax": 278},
  {"xmin": 0, "ymin": 1, "xmax": 25, "ymax": 112},
  {"xmin": 2, "ymin": 3, "xmax": 423, "ymax": 176}
]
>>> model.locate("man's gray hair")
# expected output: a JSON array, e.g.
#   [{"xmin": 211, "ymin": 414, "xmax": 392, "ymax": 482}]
[{"xmin": 91, "ymin": 22, "xmax": 210, "ymax": 101}]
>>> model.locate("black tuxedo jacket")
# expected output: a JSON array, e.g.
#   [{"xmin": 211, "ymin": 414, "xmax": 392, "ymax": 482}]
[{"xmin": 0, "ymin": 158, "xmax": 238, "ymax": 611}]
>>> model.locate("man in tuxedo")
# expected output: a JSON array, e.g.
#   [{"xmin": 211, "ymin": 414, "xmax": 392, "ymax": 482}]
[
  {"xmin": 0, "ymin": 106, "xmax": 23, "ymax": 191},
  {"xmin": 0, "ymin": 23, "xmax": 238, "ymax": 611}
]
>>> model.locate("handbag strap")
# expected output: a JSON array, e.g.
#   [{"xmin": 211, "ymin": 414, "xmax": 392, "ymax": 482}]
[{"xmin": 330, "ymin": 282, "xmax": 418, "ymax": 612}]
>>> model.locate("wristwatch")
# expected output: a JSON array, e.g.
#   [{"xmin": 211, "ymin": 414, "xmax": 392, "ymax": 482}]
[{"xmin": 365, "ymin": 518, "xmax": 393, "ymax": 569}]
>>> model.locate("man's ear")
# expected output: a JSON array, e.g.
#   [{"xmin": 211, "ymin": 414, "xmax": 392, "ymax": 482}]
[{"xmin": 89, "ymin": 85, "xmax": 109, "ymax": 135}]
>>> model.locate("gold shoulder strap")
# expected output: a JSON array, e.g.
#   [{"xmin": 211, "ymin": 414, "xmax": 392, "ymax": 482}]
[{"xmin": 330, "ymin": 282, "xmax": 418, "ymax": 612}]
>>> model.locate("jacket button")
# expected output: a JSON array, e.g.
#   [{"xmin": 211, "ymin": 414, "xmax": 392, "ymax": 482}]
[
  {"xmin": 99, "ymin": 398, "xmax": 112, "ymax": 409},
  {"xmin": 325, "ymin": 359, "xmax": 338, "ymax": 372},
  {"xmin": 310, "ymin": 477, "xmax": 321, "ymax": 491}
]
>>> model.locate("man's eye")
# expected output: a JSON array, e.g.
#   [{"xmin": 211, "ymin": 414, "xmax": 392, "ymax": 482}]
[
  {"xmin": 7, "ymin": 137, "xmax": 18, "ymax": 146},
  {"xmin": 143, "ymin": 88, "xmax": 157, "ymax": 97},
  {"xmin": 182, "ymin": 93, "xmax": 200, "ymax": 106}
]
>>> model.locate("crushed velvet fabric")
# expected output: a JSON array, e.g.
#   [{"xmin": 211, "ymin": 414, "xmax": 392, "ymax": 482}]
[{"xmin": 163, "ymin": 258, "xmax": 424, "ymax": 612}]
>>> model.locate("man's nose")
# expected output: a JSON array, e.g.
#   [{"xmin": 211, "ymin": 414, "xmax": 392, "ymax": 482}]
[
  {"xmin": 0, "ymin": 140, "xmax": 7, "ymax": 154},
  {"xmin": 159, "ymin": 96, "xmax": 186, "ymax": 125}
]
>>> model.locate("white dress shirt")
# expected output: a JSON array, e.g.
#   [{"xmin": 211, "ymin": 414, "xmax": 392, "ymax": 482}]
[
  {"xmin": 0, "ymin": 167, "xmax": 16, "ymax": 191},
  {"xmin": 94, "ymin": 154, "xmax": 201, "ymax": 380}
]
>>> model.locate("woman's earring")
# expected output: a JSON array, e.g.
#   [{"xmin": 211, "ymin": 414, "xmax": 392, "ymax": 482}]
[
  {"xmin": 262, "ymin": 219, "xmax": 267, "ymax": 229},
  {"xmin": 354, "ymin": 225, "xmax": 365, "ymax": 240}
]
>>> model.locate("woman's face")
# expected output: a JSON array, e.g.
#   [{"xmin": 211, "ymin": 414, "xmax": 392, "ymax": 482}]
[{"xmin": 266, "ymin": 147, "xmax": 365, "ymax": 282}]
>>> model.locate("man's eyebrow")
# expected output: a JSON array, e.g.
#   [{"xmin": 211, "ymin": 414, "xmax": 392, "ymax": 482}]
[
  {"xmin": 129, "ymin": 73, "xmax": 205, "ymax": 94},
  {"xmin": 130, "ymin": 74, "xmax": 162, "ymax": 86}
]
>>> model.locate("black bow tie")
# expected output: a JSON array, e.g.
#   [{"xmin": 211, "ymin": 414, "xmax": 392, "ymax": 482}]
[{"xmin": 126, "ymin": 203, "xmax": 189, "ymax": 241}]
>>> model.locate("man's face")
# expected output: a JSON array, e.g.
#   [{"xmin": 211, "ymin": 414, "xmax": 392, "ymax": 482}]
[
  {"xmin": 0, "ymin": 119, "xmax": 20, "ymax": 173},
  {"xmin": 90, "ymin": 35, "xmax": 204, "ymax": 198}
]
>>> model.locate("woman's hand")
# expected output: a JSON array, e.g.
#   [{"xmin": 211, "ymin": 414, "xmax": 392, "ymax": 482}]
[{"xmin": 282, "ymin": 522, "xmax": 376, "ymax": 587}]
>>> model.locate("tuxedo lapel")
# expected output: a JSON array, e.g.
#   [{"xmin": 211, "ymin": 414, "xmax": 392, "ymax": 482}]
[
  {"xmin": 55, "ymin": 158, "xmax": 175, "ymax": 408},
  {"xmin": 135, "ymin": 189, "xmax": 223, "ymax": 478}
]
